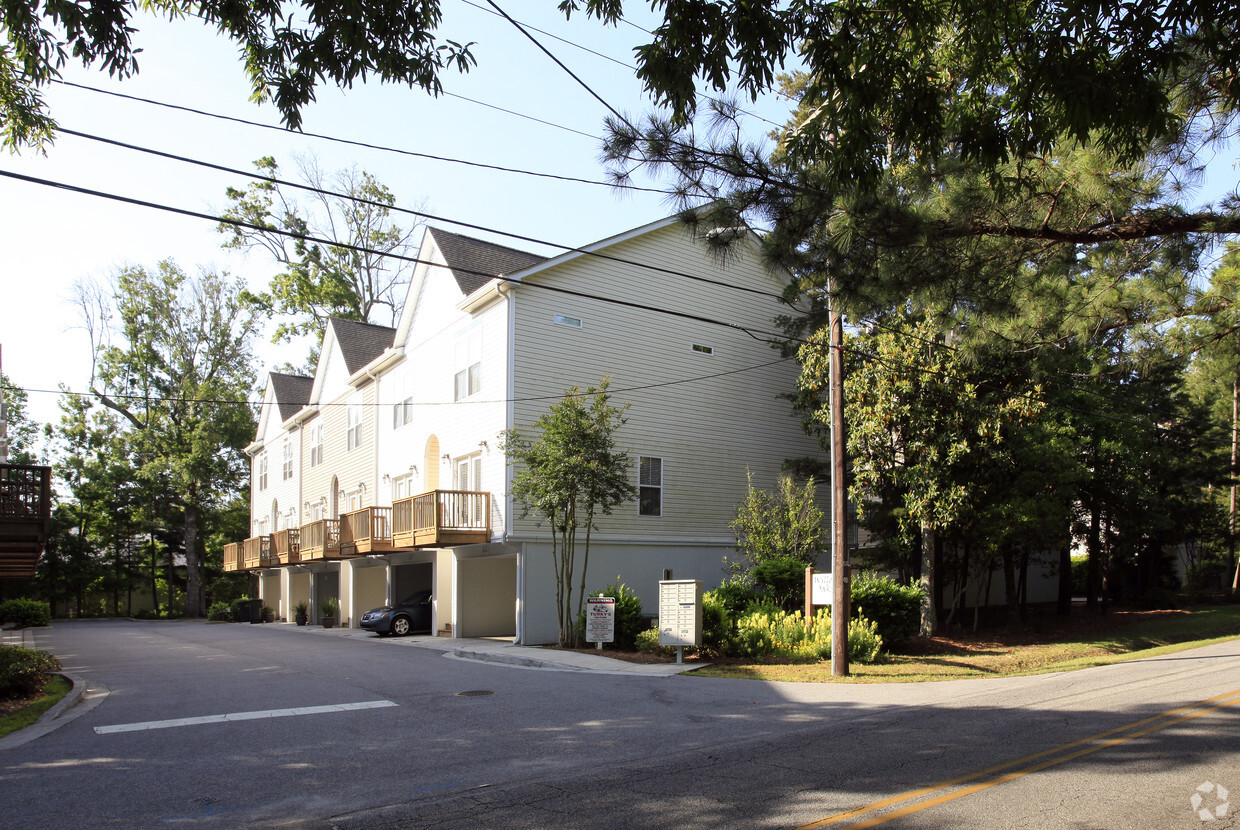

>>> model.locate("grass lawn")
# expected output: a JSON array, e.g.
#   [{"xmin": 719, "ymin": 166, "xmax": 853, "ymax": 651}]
[
  {"xmin": 690, "ymin": 605, "xmax": 1240, "ymax": 683},
  {"xmin": 0, "ymin": 676, "xmax": 73, "ymax": 738}
]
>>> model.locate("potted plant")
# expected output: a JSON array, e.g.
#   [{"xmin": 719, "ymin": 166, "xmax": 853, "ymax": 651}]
[
  {"xmin": 261, "ymin": 605, "xmax": 275, "ymax": 623},
  {"xmin": 294, "ymin": 601, "xmax": 309, "ymax": 626},
  {"xmin": 320, "ymin": 597, "xmax": 339, "ymax": 629}
]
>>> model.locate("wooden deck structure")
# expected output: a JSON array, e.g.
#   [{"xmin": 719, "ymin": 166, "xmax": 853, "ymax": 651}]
[
  {"xmin": 0, "ymin": 463, "xmax": 52, "ymax": 578},
  {"xmin": 226, "ymin": 490, "xmax": 492, "ymax": 570}
]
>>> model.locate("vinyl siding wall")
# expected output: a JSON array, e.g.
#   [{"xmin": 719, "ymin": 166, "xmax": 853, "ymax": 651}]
[
  {"xmin": 510, "ymin": 223, "xmax": 823, "ymax": 544},
  {"xmin": 250, "ymin": 387, "xmax": 301, "ymax": 535}
]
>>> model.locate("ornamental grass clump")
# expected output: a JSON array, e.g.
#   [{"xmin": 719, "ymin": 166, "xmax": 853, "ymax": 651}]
[{"xmin": 729, "ymin": 607, "xmax": 884, "ymax": 663}]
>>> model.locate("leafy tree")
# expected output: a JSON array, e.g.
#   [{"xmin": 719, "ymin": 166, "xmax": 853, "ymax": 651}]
[
  {"xmin": 218, "ymin": 156, "xmax": 425, "ymax": 355},
  {"xmin": 728, "ymin": 471, "xmax": 825, "ymax": 575},
  {"xmin": 0, "ymin": 370, "xmax": 41, "ymax": 464},
  {"xmin": 501, "ymin": 378, "xmax": 636, "ymax": 647},
  {"xmin": 78, "ymin": 261, "xmax": 259, "ymax": 617},
  {"xmin": 2, "ymin": 0, "xmax": 475, "ymax": 149}
]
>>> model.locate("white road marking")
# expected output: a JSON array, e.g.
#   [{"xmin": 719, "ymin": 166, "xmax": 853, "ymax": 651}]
[{"xmin": 93, "ymin": 700, "xmax": 397, "ymax": 734}]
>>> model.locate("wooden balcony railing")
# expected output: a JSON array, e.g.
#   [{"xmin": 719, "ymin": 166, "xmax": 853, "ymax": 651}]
[
  {"xmin": 0, "ymin": 463, "xmax": 52, "ymax": 578},
  {"xmin": 241, "ymin": 535, "xmax": 275, "ymax": 569},
  {"xmin": 223, "ymin": 542, "xmax": 241, "ymax": 572},
  {"xmin": 340, "ymin": 507, "xmax": 393, "ymax": 555},
  {"xmin": 299, "ymin": 518, "xmax": 341, "ymax": 561},
  {"xmin": 392, "ymin": 490, "xmax": 490, "ymax": 548},
  {"xmin": 271, "ymin": 527, "xmax": 301, "ymax": 565}
]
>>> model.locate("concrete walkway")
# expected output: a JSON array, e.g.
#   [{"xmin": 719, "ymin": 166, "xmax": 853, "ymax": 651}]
[{"xmin": 254, "ymin": 620, "xmax": 708, "ymax": 677}]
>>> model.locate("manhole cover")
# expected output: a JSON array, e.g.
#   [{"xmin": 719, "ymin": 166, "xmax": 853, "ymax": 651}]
[{"xmin": 455, "ymin": 690, "xmax": 496, "ymax": 697}]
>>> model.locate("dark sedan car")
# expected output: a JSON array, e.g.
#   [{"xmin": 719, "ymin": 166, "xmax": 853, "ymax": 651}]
[{"xmin": 360, "ymin": 589, "xmax": 433, "ymax": 636}]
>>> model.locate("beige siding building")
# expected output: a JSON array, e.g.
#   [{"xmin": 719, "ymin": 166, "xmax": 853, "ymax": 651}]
[{"xmin": 231, "ymin": 215, "xmax": 826, "ymax": 643}]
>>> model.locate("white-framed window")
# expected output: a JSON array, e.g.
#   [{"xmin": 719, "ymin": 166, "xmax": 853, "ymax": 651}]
[
  {"xmin": 346, "ymin": 396, "xmax": 363, "ymax": 451},
  {"xmin": 691, "ymin": 343, "xmax": 714, "ymax": 355},
  {"xmin": 454, "ymin": 320, "xmax": 483, "ymax": 401},
  {"xmin": 347, "ymin": 487, "xmax": 364, "ymax": 512},
  {"xmin": 554, "ymin": 314, "xmax": 583, "ymax": 328},
  {"xmin": 393, "ymin": 396, "xmax": 413, "ymax": 428},
  {"xmin": 454, "ymin": 453, "xmax": 485, "ymax": 524},
  {"xmin": 257, "ymin": 453, "xmax": 268, "ymax": 491},
  {"xmin": 281, "ymin": 439, "xmax": 294, "ymax": 480},
  {"xmin": 392, "ymin": 473, "xmax": 414, "ymax": 500},
  {"xmin": 639, "ymin": 456, "xmax": 662, "ymax": 516},
  {"xmin": 309, "ymin": 423, "xmax": 323, "ymax": 467}
]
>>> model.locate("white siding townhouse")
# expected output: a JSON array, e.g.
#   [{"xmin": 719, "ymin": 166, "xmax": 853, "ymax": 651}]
[{"xmin": 224, "ymin": 214, "xmax": 827, "ymax": 643}]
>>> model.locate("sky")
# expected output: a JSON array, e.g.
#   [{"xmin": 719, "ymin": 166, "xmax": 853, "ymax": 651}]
[{"xmin": 0, "ymin": 2, "xmax": 796, "ymax": 437}]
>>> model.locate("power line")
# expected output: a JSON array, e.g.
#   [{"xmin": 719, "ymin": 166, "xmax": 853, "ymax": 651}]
[
  {"xmin": 0, "ymin": 168, "xmax": 791, "ymax": 342},
  {"xmin": 49, "ymin": 79, "xmax": 665, "ymax": 195},
  {"xmin": 1, "ymin": 354, "xmax": 794, "ymax": 413},
  {"xmin": 55, "ymin": 127, "xmax": 788, "ymax": 302}
]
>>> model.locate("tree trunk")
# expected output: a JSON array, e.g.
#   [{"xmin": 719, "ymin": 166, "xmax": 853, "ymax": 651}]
[
  {"xmin": 183, "ymin": 502, "xmax": 205, "ymax": 617},
  {"xmin": 1056, "ymin": 540, "xmax": 1072, "ymax": 616},
  {"xmin": 919, "ymin": 520, "xmax": 937, "ymax": 636},
  {"xmin": 1086, "ymin": 500, "xmax": 1102, "ymax": 610},
  {"xmin": 1002, "ymin": 545, "xmax": 1020, "ymax": 629}
]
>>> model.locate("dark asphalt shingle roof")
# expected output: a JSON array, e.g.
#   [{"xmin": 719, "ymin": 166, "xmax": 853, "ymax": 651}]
[
  {"xmin": 429, "ymin": 228, "xmax": 546, "ymax": 295},
  {"xmin": 329, "ymin": 318, "xmax": 396, "ymax": 375},
  {"xmin": 269, "ymin": 373, "xmax": 313, "ymax": 422}
]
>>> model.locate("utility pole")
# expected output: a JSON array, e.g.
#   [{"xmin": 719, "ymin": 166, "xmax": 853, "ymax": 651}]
[{"xmin": 829, "ymin": 291, "xmax": 850, "ymax": 677}]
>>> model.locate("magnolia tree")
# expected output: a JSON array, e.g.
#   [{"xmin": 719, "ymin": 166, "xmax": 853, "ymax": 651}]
[{"xmin": 501, "ymin": 379, "xmax": 635, "ymax": 647}]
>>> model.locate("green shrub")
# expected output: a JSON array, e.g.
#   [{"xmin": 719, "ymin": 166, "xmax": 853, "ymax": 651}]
[
  {"xmin": 0, "ymin": 645, "xmax": 61, "ymax": 700},
  {"xmin": 711, "ymin": 577, "xmax": 757, "ymax": 617},
  {"xmin": 850, "ymin": 571, "xmax": 923, "ymax": 648},
  {"xmin": 751, "ymin": 556, "xmax": 808, "ymax": 612},
  {"xmin": 207, "ymin": 601, "xmax": 233, "ymax": 622},
  {"xmin": 0, "ymin": 598, "xmax": 51, "ymax": 628},
  {"xmin": 635, "ymin": 627, "xmax": 676, "ymax": 656},
  {"xmin": 700, "ymin": 590, "xmax": 732, "ymax": 654},
  {"xmin": 577, "ymin": 578, "xmax": 644, "ymax": 649}
]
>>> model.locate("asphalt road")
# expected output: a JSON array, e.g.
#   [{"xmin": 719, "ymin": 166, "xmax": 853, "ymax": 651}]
[{"xmin": 3, "ymin": 619, "xmax": 1238, "ymax": 829}]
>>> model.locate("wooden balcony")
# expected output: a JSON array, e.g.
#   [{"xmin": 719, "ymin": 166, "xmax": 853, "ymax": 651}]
[
  {"xmin": 340, "ymin": 507, "xmax": 393, "ymax": 556},
  {"xmin": 392, "ymin": 490, "xmax": 491, "ymax": 548},
  {"xmin": 298, "ymin": 518, "xmax": 341, "ymax": 561},
  {"xmin": 0, "ymin": 463, "xmax": 52, "ymax": 579},
  {"xmin": 223, "ymin": 542, "xmax": 241, "ymax": 572},
  {"xmin": 241, "ymin": 535, "xmax": 276, "ymax": 570},
  {"xmin": 271, "ymin": 527, "xmax": 301, "ymax": 565}
]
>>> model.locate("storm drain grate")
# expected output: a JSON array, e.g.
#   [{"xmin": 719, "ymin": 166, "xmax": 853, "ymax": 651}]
[{"xmin": 455, "ymin": 690, "xmax": 496, "ymax": 697}]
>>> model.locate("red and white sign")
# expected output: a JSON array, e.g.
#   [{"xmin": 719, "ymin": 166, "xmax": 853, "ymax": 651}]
[{"xmin": 585, "ymin": 596, "xmax": 615, "ymax": 643}]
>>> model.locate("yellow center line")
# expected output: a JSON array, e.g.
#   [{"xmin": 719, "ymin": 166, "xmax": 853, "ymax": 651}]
[{"xmin": 796, "ymin": 687, "xmax": 1240, "ymax": 830}]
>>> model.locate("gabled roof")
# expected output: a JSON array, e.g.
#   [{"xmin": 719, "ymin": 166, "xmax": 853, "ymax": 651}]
[
  {"xmin": 269, "ymin": 373, "xmax": 313, "ymax": 423},
  {"xmin": 328, "ymin": 318, "xmax": 396, "ymax": 376},
  {"xmin": 430, "ymin": 228, "xmax": 546, "ymax": 295}
]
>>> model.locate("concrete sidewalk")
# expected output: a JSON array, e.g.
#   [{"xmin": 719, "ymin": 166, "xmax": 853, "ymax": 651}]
[{"xmin": 258, "ymin": 621, "xmax": 708, "ymax": 677}]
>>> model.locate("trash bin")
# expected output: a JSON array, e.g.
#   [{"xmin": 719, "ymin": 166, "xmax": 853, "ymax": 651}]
[{"xmin": 235, "ymin": 599, "xmax": 263, "ymax": 624}]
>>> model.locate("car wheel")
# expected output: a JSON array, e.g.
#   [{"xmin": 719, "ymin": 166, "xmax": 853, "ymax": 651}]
[{"xmin": 391, "ymin": 615, "xmax": 411, "ymax": 637}]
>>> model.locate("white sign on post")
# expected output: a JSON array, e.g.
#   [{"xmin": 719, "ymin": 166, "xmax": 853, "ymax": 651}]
[
  {"xmin": 585, "ymin": 596, "xmax": 615, "ymax": 644},
  {"xmin": 811, "ymin": 573, "xmax": 834, "ymax": 606}
]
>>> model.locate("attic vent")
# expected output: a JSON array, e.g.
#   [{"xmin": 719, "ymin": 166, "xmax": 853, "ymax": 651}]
[{"xmin": 455, "ymin": 690, "xmax": 496, "ymax": 697}]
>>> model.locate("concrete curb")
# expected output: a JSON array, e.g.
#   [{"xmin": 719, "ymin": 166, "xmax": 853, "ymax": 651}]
[
  {"xmin": 451, "ymin": 648, "xmax": 587, "ymax": 671},
  {"xmin": 0, "ymin": 673, "xmax": 110, "ymax": 750}
]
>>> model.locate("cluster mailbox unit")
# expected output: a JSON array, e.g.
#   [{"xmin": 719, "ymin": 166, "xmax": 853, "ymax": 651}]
[{"xmin": 658, "ymin": 579, "xmax": 702, "ymax": 663}]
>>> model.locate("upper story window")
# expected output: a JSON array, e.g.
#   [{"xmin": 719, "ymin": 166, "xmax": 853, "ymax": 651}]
[
  {"xmin": 257, "ymin": 453, "xmax": 268, "ymax": 491},
  {"xmin": 691, "ymin": 343, "xmax": 714, "ymax": 355},
  {"xmin": 282, "ymin": 439, "xmax": 294, "ymax": 480},
  {"xmin": 638, "ymin": 456, "xmax": 662, "ymax": 517},
  {"xmin": 454, "ymin": 320, "xmax": 483, "ymax": 401},
  {"xmin": 554, "ymin": 314, "xmax": 583, "ymax": 328},
  {"xmin": 393, "ymin": 397, "xmax": 413, "ymax": 428},
  {"xmin": 346, "ymin": 396, "xmax": 363, "ymax": 451},
  {"xmin": 309, "ymin": 423, "xmax": 323, "ymax": 467}
]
